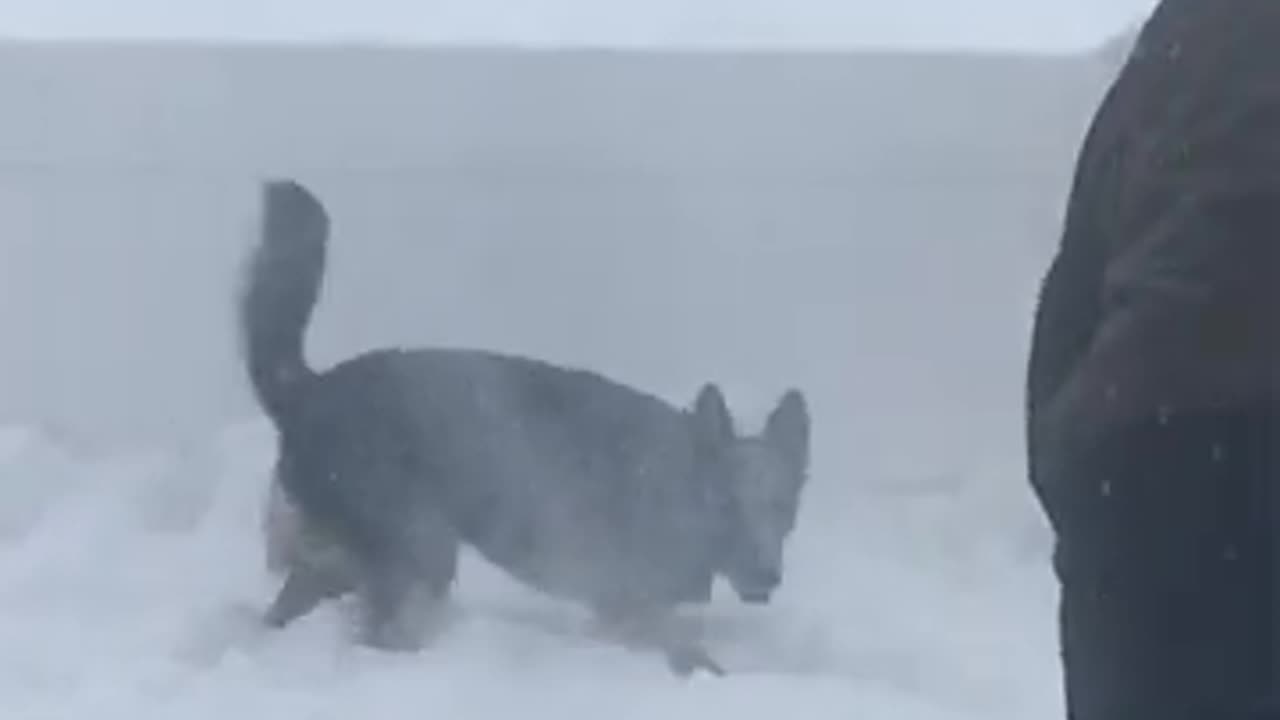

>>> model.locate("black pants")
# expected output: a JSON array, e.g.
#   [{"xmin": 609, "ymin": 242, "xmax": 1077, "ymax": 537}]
[{"xmin": 1042, "ymin": 407, "xmax": 1280, "ymax": 720}]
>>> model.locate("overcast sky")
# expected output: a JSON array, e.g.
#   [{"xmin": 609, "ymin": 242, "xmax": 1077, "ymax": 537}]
[{"xmin": 0, "ymin": 0, "xmax": 1157, "ymax": 52}]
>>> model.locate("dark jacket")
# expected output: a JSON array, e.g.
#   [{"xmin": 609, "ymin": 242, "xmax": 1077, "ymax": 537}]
[{"xmin": 1028, "ymin": 0, "xmax": 1280, "ymax": 508}]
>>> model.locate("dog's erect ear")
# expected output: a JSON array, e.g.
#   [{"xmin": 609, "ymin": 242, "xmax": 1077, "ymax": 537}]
[
  {"xmin": 765, "ymin": 389, "xmax": 809, "ymax": 474},
  {"xmin": 692, "ymin": 383, "xmax": 735, "ymax": 452}
]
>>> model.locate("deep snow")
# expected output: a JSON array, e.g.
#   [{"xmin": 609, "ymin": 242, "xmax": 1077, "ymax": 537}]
[{"xmin": 0, "ymin": 404, "xmax": 1060, "ymax": 718}]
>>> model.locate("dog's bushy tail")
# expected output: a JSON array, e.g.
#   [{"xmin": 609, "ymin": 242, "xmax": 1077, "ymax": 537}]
[{"xmin": 239, "ymin": 179, "xmax": 329, "ymax": 426}]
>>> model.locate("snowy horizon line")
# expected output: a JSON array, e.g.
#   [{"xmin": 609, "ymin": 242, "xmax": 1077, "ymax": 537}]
[
  {"xmin": 0, "ymin": 32, "xmax": 1129, "ymax": 58},
  {"xmin": 0, "ymin": 13, "xmax": 1145, "ymax": 57}
]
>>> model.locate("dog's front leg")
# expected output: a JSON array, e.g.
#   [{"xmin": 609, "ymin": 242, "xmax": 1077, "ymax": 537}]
[{"xmin": 593, "ymin": 606, "xmax": 725, "ymax": 678}]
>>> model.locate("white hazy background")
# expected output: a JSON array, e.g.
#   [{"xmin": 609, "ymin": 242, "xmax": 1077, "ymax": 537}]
[
  {"xmin": 0, "ymin": 2, "xmax": 1146, "ymax": 718},
  {"xmin": 2, "ymin": 0, "xmax": 1153, "ymax": 50}
]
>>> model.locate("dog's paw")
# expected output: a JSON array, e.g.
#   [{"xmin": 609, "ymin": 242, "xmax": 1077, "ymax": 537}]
[{"xmin": 665, "ymin": 643, "xmax": 726, "ymax": 678}]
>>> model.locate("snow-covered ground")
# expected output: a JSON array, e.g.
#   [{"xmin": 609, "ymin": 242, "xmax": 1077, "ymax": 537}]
[
  {"xmin": 0, "ymin": 176, "xmax": 1071, "ymax": 715},
  {"xmin": 0, "ymin": 397, "xmax": 1060, "ymax": 718},
  {"xmin": 0, "ymin": 171, "xmax": 1070, "ymax": 718}
]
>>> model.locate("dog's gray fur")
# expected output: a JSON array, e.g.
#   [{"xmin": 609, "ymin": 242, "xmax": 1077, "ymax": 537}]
[{"xmin": 241, "ymin": 179, "xmax": 811, "ymax": 673}]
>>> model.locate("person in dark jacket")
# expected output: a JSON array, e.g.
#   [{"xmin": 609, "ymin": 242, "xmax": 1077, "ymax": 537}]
[{"xmin": 1026, "ymin": 1, "xmax": 1280, "ymax": 718}]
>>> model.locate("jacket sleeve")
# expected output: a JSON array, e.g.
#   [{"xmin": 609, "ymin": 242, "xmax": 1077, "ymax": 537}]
[{"xmin": 1041, "ymin": 90, "xmax": 1280, "ymax": 446}]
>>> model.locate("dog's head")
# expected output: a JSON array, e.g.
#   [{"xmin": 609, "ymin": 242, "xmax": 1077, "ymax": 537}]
[{"xmin": 691, "ymin": 383, "xmax": 810, "ymax": 605}]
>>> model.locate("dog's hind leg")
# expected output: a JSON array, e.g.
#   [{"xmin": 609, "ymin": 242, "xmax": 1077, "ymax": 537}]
[
  {"xmin": 264, "ymin": 564, "xmax": 354, "ymax": 628},
  {"xmin": 359, "ymin": 568, "xmax": 440, "ymax": 651},
  {"xmin": 357, "ymin": 515, "xmax": 460, "ymax": 652}
]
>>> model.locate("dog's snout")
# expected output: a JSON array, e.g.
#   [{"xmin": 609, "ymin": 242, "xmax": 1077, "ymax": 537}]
[
  {"xmin": 757, "ymin": 567, "xmax": 781, "ymax": 588},
  {"xmin": 736, "ymin": 565, "xmax": 781, "ymax": 605}
]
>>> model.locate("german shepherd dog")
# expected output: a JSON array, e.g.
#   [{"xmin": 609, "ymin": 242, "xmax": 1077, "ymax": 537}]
[{"xmin": 240, "ymin": 179, "xmax": 812, "ymax": 675}]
